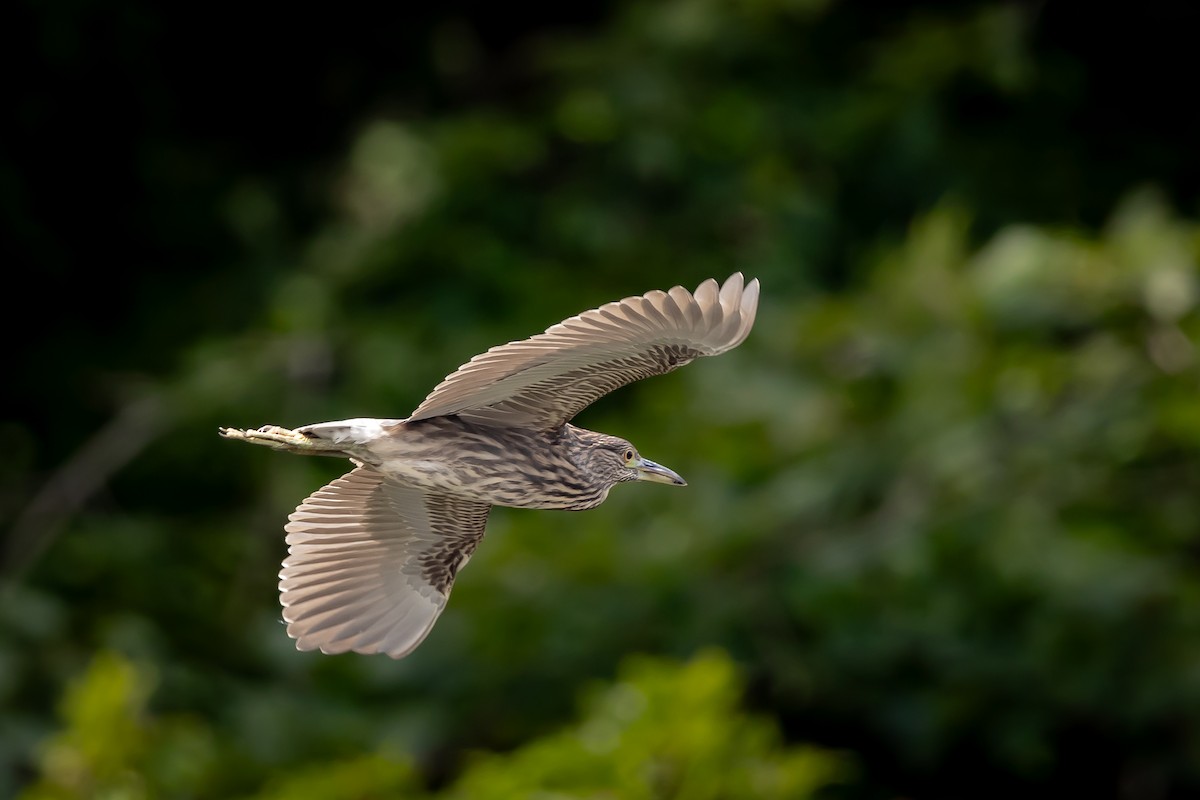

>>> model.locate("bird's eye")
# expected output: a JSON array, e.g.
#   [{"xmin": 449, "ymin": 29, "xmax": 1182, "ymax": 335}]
[{"xmin": 624, "ymin": 449, "xmax": 635, "ymax": 462}]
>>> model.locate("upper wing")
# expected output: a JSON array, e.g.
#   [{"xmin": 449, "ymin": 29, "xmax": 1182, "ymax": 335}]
[
  {"xmin": 408, "ymin": 273, "xmax": 759, "ymax": 429},
  {"xmin": 279, "ymin": 465, "xmax": 490, "ymax": 658}
]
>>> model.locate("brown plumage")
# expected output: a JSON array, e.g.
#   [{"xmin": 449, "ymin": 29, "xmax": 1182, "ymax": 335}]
[{"xmin": 220, "ymin": 273, "xmax": 759, "ymax": 658}]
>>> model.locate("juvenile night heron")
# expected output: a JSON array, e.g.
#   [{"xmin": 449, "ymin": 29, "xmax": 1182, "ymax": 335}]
[{"xmin": 220, "ymin": 273, "xmax": 759, "ymax": 658}]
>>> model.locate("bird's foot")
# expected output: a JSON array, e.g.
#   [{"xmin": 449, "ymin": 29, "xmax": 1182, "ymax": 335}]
[{"xmin": 218, "ymin": 424, "xmax": 323, "ymax": 453}]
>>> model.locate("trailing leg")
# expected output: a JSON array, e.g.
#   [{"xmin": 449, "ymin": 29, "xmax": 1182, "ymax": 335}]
[{"xmin": 218, "ymin": 425, "xmax": 348, "ymax": 456}]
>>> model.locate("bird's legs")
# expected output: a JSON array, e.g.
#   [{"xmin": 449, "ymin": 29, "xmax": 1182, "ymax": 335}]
[{"xmin": 218, "ymin": 425, "xmax": 345, "ymax": 456}]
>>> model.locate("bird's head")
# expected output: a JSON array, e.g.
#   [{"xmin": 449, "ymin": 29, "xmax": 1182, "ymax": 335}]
[{"xmin": 581, "ymin": 433, "xmax": 687, "ymax": 488}]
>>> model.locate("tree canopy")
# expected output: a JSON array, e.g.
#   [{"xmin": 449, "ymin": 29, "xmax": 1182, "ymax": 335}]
[{"xmin": 5, "ymin": 1, "xmax": 1200, "ymax": 797}]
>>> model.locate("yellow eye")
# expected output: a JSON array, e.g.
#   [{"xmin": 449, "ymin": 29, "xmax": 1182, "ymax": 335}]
[{"xmin": 624, "ymin": 449, "xmax": 635, "ymax": 462}]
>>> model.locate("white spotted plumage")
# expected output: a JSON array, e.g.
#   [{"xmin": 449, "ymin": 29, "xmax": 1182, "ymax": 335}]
[{"xmin": 222, "ymin": 274, "xmax": 760, "ymax": 658}]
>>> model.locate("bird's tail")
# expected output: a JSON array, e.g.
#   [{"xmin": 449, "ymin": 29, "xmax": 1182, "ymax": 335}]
[
  {"xmin": 218, "ymin": 424, "xmax": 349, "ymax": 457},
  {"xmin": 218, "ymin": 419, "xmax": 403, "ymax": 457}
]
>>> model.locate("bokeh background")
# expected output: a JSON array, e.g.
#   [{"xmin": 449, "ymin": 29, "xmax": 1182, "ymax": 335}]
[{"xmin": 6, "ymin": 1, "xmax": 1200, "ymax": 798}]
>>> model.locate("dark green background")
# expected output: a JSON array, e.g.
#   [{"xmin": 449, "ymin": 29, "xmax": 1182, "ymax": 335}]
[{"xmin": 6, "ymin": 1, "xmax": 1200, "ymax": 798}]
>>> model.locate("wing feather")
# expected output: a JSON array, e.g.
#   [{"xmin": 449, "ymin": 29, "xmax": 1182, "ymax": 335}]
[
  {"xmin": 408, "ymin": 273, "xmax": 759, "ymax": 428},
  {"xmin": 278, "ymin": 466, "xmax": 490, "ymax": 658}
]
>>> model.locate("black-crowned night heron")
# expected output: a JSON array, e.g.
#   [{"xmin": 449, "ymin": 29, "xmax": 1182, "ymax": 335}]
[{"xmin": 220, "ymin": 273, "xmax": 759, "ymax": 658}]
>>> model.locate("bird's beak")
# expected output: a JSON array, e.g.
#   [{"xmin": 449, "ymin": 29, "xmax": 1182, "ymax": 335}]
[{"xmin": 633, "ymin": 457, "xmax": 687, "ymax": 486}]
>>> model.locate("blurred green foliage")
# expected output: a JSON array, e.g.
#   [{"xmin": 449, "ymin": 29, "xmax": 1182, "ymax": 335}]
[
  {"xmin": 6, "ymin": 0, "xmax": 1200, "ymax": 797},
  {"xmin": 19, "ymin": 652, "xmax": 222, "ymax": 800},
  {"xmin": 19, "ymin": 650, "xmax": 840, "ymax": 800}
]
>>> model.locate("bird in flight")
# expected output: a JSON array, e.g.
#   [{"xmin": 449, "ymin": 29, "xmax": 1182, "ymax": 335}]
[{"xmin": 220, "ymin": 273, "xmax": 759, "ymax": 658}]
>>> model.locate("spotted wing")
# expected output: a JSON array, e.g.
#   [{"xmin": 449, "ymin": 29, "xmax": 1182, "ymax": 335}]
[
  {"xmin": 279, "ymin": 465, "xmax": 490, "ymax": 658},
  {"xmin": 409, "ymin": 273, "xmax": 760, "ymax": 429}
]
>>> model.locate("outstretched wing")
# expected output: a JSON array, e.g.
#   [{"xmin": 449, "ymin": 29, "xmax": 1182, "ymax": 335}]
[
  {"xmin": 408, "ymin": 273, "xmax": 759, "ymax": 429},
  {"xmin": 279, "ymin": 465, "xmax": 490, "ymax": 658}
]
